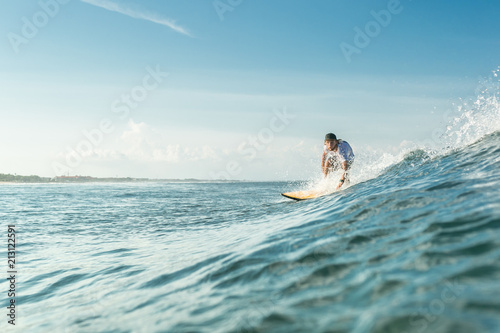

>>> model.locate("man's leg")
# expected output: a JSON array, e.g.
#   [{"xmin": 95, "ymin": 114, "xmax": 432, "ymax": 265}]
[
  {"xmin": 325, "ymin": 159, "xmax": 341, "ymax": 177},
  {"xmin": 324, "ymin": 159, "xmax": 333, "ymax": 177},
  {"xmin": 344, "ymin": 160, "xmax": 354, "ymax": 184}
]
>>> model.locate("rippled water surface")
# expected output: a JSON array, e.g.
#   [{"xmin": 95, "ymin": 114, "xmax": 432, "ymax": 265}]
[{"xmin": 1, "ymin": 132, "xmax": 500, "ymax": 333}]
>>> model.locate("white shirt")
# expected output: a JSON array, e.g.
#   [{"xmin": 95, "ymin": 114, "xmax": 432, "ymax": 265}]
[{"xmin": 324, "ymin": 140, "xmax": 355, "ymax": 163}]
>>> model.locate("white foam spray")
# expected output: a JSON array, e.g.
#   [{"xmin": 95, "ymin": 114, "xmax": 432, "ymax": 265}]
[{"xmin": 304, "ymin": 68, "xmax": 500, "ymax": 192}]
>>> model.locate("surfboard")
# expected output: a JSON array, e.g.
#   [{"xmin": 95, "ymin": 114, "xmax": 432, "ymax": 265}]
[{"xmin": 281, "ymin": 189, "xmax": 331, "ymax": 201}]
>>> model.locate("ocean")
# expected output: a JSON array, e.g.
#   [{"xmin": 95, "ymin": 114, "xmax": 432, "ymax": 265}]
[{"xmin": 2, "ymin": 78, "xmax": 500, "ymax": 332}]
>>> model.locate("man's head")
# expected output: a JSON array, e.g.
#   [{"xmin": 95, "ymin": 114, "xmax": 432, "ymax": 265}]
[
  {"xmin": 325, "ymin": 133, "xmax": 337, "ymax": 141},
  {"xmin": 324, "ymin": 133, "xmax": 338, "ymax": 150}
]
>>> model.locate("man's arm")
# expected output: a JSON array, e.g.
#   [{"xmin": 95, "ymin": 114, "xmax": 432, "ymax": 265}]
[
  {"xmin": 336, "ymin": 161, "xmax": 349, "ymax": 190},
  {"xmin": 341, "ymin": 161, "xmax": 348, "ymax": 172},
  {"xmin": 321, "ymin": 151, "xmax": 327, "ymax": 176}
]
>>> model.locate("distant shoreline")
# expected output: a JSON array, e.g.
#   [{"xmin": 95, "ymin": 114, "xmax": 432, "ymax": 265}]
[{"xmin": 0, "ymin": 173, "xmax": 245, "ymax": 184}]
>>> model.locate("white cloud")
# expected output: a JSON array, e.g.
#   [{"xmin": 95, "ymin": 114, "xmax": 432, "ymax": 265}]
[
  {"xmin": 115, "ymin": 120, "xmax": 219, "ymax": 163},
  {"xmin": 60, "ymin": 119, "xmax": 320, "ymax": 180},
  {"xmin": 80, "ymin": 0, "xmax": 193, "ymax": 37}
]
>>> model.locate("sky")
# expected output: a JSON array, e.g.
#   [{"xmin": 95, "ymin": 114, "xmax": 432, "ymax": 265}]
[{"xmin": 0, "ymin": 0, "xmax": 499, "ymax": 180}]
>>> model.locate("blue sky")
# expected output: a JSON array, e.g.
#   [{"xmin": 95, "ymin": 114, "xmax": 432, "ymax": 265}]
[{"xmin": 1, "ymin": 0, "xmax": 499, "ymax": 180}]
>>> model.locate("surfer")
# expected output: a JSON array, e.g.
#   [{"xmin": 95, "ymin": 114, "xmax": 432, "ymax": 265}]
[{"xmin": 321, "ymin": 133, "xmax": 355, "ymax": 190}]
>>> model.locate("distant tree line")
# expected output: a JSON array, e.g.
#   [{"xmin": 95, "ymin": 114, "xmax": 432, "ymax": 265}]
[
  {"xmin": 0, "ymin": 173, "xmax": 51, "ymax": 183},
  {"xmin": 0, "ymin": 173, "xmax": 241, "ymax": 183}
]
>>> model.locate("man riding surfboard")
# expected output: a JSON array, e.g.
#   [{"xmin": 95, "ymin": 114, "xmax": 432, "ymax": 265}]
[{"xmin": 321, "ymin": 133, "xmax": 355, "ymax": 190}]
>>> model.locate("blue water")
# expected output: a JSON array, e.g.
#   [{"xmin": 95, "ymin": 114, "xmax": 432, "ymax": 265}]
[{"xmin": 1, "ymin": 130, "xmax": 500, "ymax": 332}]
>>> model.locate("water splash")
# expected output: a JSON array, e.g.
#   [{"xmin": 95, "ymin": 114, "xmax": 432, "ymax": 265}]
[
  {"xmin": 444, "ymin": 67, "xmax": 500, "ymax": 148},
  {"xmin": 349, "ymin": 69, "xmax": 500, "ymax": 189},
  {"xmin": 291, "ymin": 69, "xmax": 500, "ymax": 193}
]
